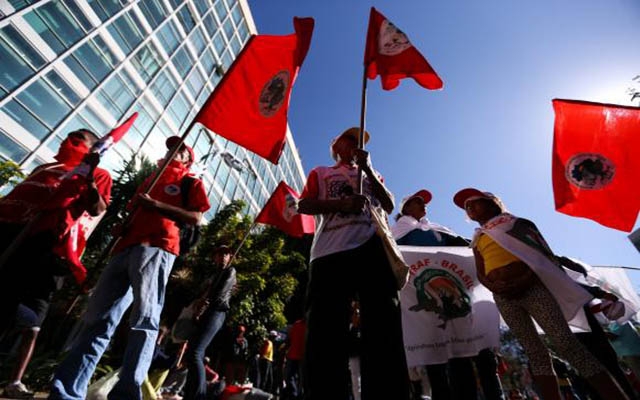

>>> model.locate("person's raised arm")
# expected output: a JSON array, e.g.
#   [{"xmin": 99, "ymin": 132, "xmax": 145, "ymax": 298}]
[{"xmin": 353, "ymin": 149, "xmax": 394, "ymax": 214}]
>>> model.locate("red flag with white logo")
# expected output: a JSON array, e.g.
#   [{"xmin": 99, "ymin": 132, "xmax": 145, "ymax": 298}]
[
  {"xmin": 552, "ymin": 99, "xmax": 640, "ymax": 231},
  {"xmin": 194, "ymin": 18, "xmax": 314, "ymax": 164},
  {"xmin": 255, "ymin": 181, "xmax": 315, "ymax": 237},
  {"xmin": 364, "ymin": 7, "xmax": 443, "ymax": 91}
]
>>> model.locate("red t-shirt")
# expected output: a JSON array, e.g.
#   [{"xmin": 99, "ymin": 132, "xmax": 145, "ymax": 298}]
[
  {"xmin": 0, "ymin": 163, "xmax": 112, "ymax": 239},
  {"xmin": 114, "ymin": 175, "xmax": 210, "ymax": 255},
  {"xmin": 286, "ymin": 319, "xmax": 306, "ymax": 361}
]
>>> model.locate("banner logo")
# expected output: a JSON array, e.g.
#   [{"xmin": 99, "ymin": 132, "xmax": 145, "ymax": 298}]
[
  {"xmin": 409, "ymin": 269, "xmax": 472, "ymax": 329},
  {"xmin": 259, "ymin": 70, "xmax": 290, "ymax": 117},
  {"xmin": 566, "ymin": 153, "xmax": 615, "ymax": 190},
  {"xmin": 378, "ymin": 20, "xmax": 411, "ymax": 56}
]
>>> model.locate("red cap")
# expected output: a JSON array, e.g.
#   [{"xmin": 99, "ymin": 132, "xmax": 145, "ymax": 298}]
[
  {"xmin": 453, "ymin": 188, "xmax": 495, "ymax": 209},
  {"xmin": 400, "ymin": 189, "xmax": 432, "ymax": 214},
  {"xmin": 166, "ymin": 136, "xmax": 195, "ymax": 167}
]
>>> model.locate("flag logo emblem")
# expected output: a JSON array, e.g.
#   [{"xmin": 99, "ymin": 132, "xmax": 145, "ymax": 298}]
[
  {"xmin": 164, "ymin": 184, "xmax": 181, "ymax": 196},
  {"xmin": 378, "ymin": 19, "xmax": 411, "ymax": 56},
  {"xmin": 409, "ymin": 269, "xmax": 471, "ymax": 329},
  {"xmin": 282, "ymin": 193, "xmax": 298, "ymax": 222},
  {"xmin": 259, "ymin": 70, "xmax": 290, "ymax": 117},
  {"xmin": 565, "ymin": 152, "xmax": 615, "ymax": 190}
]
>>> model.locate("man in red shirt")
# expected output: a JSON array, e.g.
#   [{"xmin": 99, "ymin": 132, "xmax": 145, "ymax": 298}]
[
  {"xmin": 283, "ymin": 318, "xmax": 306, "ymax": 400},
  {"xmin": 50, "ymin": 136, "xmax": 210, "ymax": 400},
  {"xmin": 0, "ymin": 129, "xmax": 111, "ymax": 398}
]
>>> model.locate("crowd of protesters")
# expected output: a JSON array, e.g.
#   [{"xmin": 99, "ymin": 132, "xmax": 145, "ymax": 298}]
[{"xmin": 0, "ymin": 125, "xmax": 638, "ymax": 400}]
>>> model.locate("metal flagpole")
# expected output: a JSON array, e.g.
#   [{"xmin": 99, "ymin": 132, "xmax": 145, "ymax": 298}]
[{"xmin": 356, "ymin": 65, "xmax": 369, "ymax": 195}]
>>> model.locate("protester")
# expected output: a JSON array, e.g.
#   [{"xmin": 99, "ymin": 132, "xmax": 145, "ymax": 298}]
[
  {"xmin": 392, "ymin": 189, "xmax": 468, "ymax": 246},
  {"xmin": 283, "ymin": 318, "xmax": 305, "ymax": 400},
  {"xmin": 257, "ymin": 333, "xmax": 275, "ymax": 393},
  {"xmin": 184, "ymin": 244, "xmax": 237, "ymax": 400},
  {"xmin": 453, "ymin": 187, "xmax": 628, "ymax": 400},
  {"xmin": 49, "ymin": 136, "xmax": 210, "ymax": 400},
  {"xmin": 347, "ymin": 302, "xmax": 361, "ymax": 400},
  {"xmin": 298, "ymin": 127, "xmax": 411, "ymax": 400},
  {"xmin": 0, "ymin": 129, "xmax": 111, "ymax": 398},
  {"xmin": 223, "ymin": 325, "xmax": 249, "ymax": 384},
  {"xmin": 393, "ymin": 189, "xmax": 504, "ymax": 400}
]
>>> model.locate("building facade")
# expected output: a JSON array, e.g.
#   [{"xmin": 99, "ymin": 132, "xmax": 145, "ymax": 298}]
[{"xmin": 0, "ymin": 0, "xmax": 306, "ymax": 219}]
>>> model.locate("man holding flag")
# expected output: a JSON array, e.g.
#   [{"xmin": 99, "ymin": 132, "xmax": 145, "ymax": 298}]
[
  {"xmin": 50, "ymin": 136, "xmax": 210, "ymax": 400},
  {"xmin": 298, "ymin": 127, "xmax": 411, "ymax": 400},
  {"xmin": 0, "ymin": 129, "xmax": 112, "ymax": 398}
]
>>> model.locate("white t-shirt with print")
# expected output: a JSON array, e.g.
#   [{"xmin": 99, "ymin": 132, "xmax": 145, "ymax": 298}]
[{"xmin": 301, "ymin": 164, "xmax": 383, "ymax": 261}]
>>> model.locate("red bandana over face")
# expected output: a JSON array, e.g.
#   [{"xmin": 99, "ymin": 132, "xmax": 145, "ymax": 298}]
[{"xmin": 55, "ymin": 138, "xmax": 90, "ymax": 167}]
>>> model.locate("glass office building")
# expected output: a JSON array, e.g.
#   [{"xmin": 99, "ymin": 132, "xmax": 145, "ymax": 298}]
[{"xmin": 0, "ymin": 0, "xmax": 306, "ymax": 218}]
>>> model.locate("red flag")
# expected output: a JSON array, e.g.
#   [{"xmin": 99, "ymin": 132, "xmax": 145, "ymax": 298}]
[
  {"xmin": 195, "ymin": 17, "xmax": 314, "ymax": 164},
  {"xmin": 255, "ymin": 181, "xmax": 315, "ymax": 237},
  {"xmin": 552, "ymin": 99, "xmax": 640, "ymax": 231},
  {"xmin": 364, "ymin": 7, "xmax": 443, "ymax": 91}
]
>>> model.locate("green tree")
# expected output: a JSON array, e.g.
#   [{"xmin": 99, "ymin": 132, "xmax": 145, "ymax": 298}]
[{"xmin": 0, "ymin": 159, "xmax": 26, "ymax": 189}]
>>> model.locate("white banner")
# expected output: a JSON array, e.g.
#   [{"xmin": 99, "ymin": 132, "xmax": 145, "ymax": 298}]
[{"xmin": 399, "ymin": 246, "xmax": 501, "ymax": 367}]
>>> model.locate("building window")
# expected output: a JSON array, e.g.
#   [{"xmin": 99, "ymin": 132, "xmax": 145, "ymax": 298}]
[
  {"xmin": 88, "ymin": 0, "xmax": 125, "ymax": 21},
  {"xmin": 24, "ymin": 0, "xmax": 87, "ymax": 55},
  {"xmin": 190, "ymin": 27, "xmax": 207, "ymax": 55},
  {"xmin": 0, "ymin": 37, "xmax": 36, "ymax": 96},
  {"xmin": 79, "ymin": 105, "xmax": 109, "ymax": 133},
  {"xmin": 138, "ymin": 0, "xmax": 167, "ymax": 29},
  {"xmin": 222, "ymin": 17, "xmax": 234, "ymax": 40},
  {"xmin": 212, "ymin": 31, "xmax": 225, "ymax": 55},
  {"xmin": 16, "ymin": 79, "xmax": 72, "ymax": 128},
  {"xmin": 203, "ymin": 13, "xmax": 219, "ymax": 36},
  {"xmin": 156, "ymin": 19, "xmax": 181, "ymax": 55},
  {"xmin": 2, "ymin": 100, "xmax": 50, "ymax": 140},
  {"xmin": 131, "ymin": 43, "xmax": 162, "ymax": 83},
  {"xmin": 221, "ymin": 50, "xmax": 233, "ymax": 70},
  {"xmin": 150, "ymin": 70, "xmax": 178, "ymax": 107},
  {"xmin": 186, "ymin": 69, "xmax": 205, "ymax": 99},
  {"xmin": 101, "ymin": 73, "xmax": 137, "ymax": 114},
  {"xmin": 7, "ymin": 0, "xmax": 37, "ymax": 12},
  {"xmin": 44, "ymin": 70, "xmax": 82, "ymax": 106},
  {"xmin": 107, "ymin": 11, "xmax": 145, "ymax": 52},
  {"xmin": 231, "ymin": 3, "xmax": 242, "ymax": 25},
  {"xmin": 230, "ymin": 34, "xmax": 242, "ymax": 55},
  {"xmin": 0, "ymin": 130, "xmax": 29, "ymax": 162},
  {"xmin": 1, "ymin": 25, "xmax": 47, "ymax": 70},
  {"xmin": 176, "ymin": 5, "xmax": 196, "ymax": 33},
  {"xmin": 73, "ymin": 38, "xmax": 117, "ymax": 83},
  {"xmin": 167, "ymin": 91, "xmax": 190, "ymax": 127},
  {"xmin": 63, "ymin": 56, "xmax": 98, "ymax": 90},
  {"xmin": 62, "ymin": 0, "xmax": 94, "ymax": 31},
  {"xmin": 193, "ymin": 0, "xmax": 210, "ymax": 17},
  {"xmin": 213, "ymin": 0, "xmax": 227, "ymax": 21},
  {"xmin": 172, "ymin": 46, "xmax": 194, "ymax": 79},
  {"xmin": 238, "ymin": 20, "xmax": 250, "ymax": 42},
  {"xmin": 200, "ymin": 48, "xmax": 216, "ymax": 76}
]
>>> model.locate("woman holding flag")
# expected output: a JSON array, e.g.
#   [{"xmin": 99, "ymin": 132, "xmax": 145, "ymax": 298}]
[
  {"xmin": 298, "ymin": 127, "xmax": 410, "ymax": 400},
  {"xmin": 454, "ymin": 188, "xmax": 628, "ymax": 400}
]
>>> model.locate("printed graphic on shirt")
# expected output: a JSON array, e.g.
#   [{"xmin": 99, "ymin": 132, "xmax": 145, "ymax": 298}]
[{"xmin": 321, "ymin": 171, "xmax": 378, "ymax": 232}]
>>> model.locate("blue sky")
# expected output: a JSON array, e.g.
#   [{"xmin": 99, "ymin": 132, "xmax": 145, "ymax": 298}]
[{"xmin": 248, "ymin": 1, "xmax": 640, "ymax": 287}]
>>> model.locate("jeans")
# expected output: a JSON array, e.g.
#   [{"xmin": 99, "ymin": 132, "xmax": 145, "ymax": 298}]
[
  {"xmin": 184, "ymin": 309, "xmax": 226, "ymax": 400},
  {"xmin": 49, "ymin": 245, "xmax": 176, "ymax": 400},
  {"xmin": 303, "ymin": 236, "xmax": 411, "ymax": 400}
]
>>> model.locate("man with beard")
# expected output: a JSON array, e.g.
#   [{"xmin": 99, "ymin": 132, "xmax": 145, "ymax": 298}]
[
  {"xmin": 0, "ymin": 129, "xmax": 112, "ymax": 398},
  {"xmin": 50, "ymin": 136, "xmax": 210, "ymax": 400}
]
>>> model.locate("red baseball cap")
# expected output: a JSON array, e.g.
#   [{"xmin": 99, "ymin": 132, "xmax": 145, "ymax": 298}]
[
  {"xmin": 166, "ymin": 136, "xmax": 195, "ymax": 167},
  {"xmin": 400, "ymin": 189, "xmax": 432, "ymax": 214},
  {"xmin": 453, "ymin": 188, "xmax": 496, "ymax": 209}
]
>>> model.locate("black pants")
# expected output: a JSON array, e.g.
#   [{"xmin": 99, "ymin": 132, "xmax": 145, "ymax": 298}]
[
  {"xmin": 303, "ymin": 236, "xmax": 411, "ymax": 400},
  {"xmin": 0, "ymin": 225, "xmax": 62, "ymax": 334}
]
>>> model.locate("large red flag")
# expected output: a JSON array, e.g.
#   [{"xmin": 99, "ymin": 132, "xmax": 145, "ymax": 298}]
[
  {"xmin": 552, "ymin": 99, "xmax": 640, "ymax": 231},
  {"xmin": 195, "ymin": 18, "xmax": 314, "ymax": 164},
  {"xmin": 255, "ymin": 181, "xmax": 315, "ymax": 237},
  {"xmin": 364, "ymin": 7, "xmax": 443, "ymax": 91}
]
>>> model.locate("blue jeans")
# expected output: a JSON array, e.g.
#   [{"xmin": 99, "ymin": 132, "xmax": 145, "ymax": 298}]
[
  {"xmin": 184, "ymin": 309, "xmax": 226, "ymax": 400},
  {"xmin": 49, "ymin": 245, "xmax": 176, "ymax": 400}
]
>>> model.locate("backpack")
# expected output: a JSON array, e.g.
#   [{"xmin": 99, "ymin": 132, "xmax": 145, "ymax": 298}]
[{"xmin": 178, "ymin": 176, "xmax": 202, "ymax": 256}]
